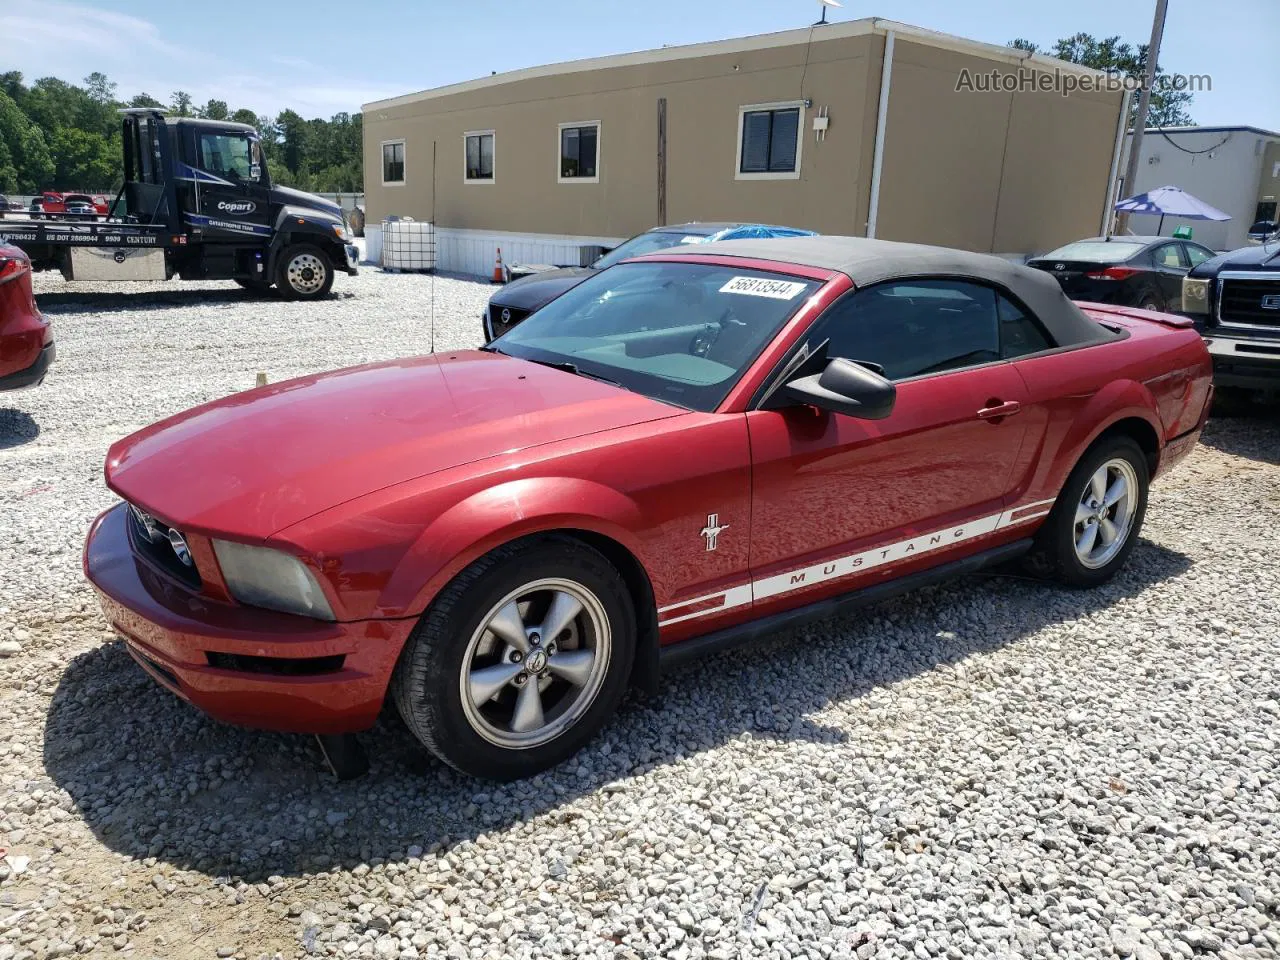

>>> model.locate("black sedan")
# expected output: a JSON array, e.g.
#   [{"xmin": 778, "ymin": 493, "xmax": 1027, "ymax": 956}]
[
  {"xmin": 482, "ymin": 221, "xmax": 814, "ymax": 340},
  {"xmin": 1027, "ymin": 236, "xmax": 1217, "ymax": 312}
]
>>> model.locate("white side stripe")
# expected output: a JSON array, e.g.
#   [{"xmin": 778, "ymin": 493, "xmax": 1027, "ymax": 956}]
[{"xmin": 657, "ymin": 497, "xmax": 1057, "ymax": 627}]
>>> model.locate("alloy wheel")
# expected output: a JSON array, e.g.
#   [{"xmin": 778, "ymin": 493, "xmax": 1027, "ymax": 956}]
[
  {"xmin": 1073, "ymin": 457, "xmax": 1139, "ymax": 569},
  {"xmin": 459, "ymin": 578, "xmax": 611, "ymax": 748}
]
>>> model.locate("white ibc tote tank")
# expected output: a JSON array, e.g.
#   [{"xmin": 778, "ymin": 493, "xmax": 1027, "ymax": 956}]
[{"xmin": 381, "ymin": 218, "xmax": 436, "ymax": 271}]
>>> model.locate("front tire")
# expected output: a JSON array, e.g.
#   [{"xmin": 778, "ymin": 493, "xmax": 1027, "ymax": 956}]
[
  {"xmin": 1025, "ymin": 434, "xmax": 1150, "ymax": 587},
  {"xmin": 275, "ymin": 244, "xmax": 334, "ymax": 300},
  {"xmin": 391, "ymin": 536, "xmax": 636, "ymax": 780}
]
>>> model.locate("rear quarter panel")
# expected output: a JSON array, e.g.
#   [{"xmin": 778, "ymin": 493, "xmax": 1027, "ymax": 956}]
[{"xmin": 1012, "ymin": 309, "xmax": 1211, "ymax": 502}]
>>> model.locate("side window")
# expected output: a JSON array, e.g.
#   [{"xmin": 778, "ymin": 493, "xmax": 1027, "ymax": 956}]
[
  {"xmin": 814, "ymin": 280, "xmax": 1001, "ymax": 380},
  {"xmin": 198, "ymin": 133, "xmax": 254, "ymax": 179},
  {"xmin": 1151, "ymin": 243, "xmax": 1186, "ymax": 269},
  {"xmin": 382, "ymin": 140, "xmax": 405, "ymax": 185},
  {"xmin": 1184, "ymin": 243, "xmax": 1213, "ymax": 267},
  {"xmin": 997, "ymin": 294, "xmax": 1052, "ymax": 358},
  {"xmin": 558, "ymin": 122, "xmax": 599, "ymax": 182}
]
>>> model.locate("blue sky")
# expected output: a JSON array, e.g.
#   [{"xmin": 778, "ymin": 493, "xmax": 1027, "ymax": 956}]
[{"xmin": 4, "ymin": 0, "xmax": 1277, "ymax": 130}]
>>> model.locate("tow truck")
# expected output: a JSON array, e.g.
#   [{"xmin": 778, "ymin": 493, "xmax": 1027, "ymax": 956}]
[{"xmin": 0, "ymin": 109, "xmax": 358, "ymax": 299}]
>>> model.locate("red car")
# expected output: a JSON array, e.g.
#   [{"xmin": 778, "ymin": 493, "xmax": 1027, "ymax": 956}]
[
  {"xmin": 30, "ymin": 191, "xmax": 109, "ymax": 219},
  {"xmin": 0, "ymin": 243, "xmax": 54, "ymax": 390},
  {"xmin": 83, "ymin": 237, "xmax": 1212, "ymax": 780}
]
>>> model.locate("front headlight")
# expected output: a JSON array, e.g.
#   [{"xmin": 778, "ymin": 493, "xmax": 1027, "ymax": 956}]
[
  {"xmin": 332, "ymin": 222, "xmax": 352, "ymax": 242},
  {"xmin": 1182, "ymin": 277, "xmax": 1211, "ymax": 314},
  {"xmin": 211, "ymin": 539, "xmax": 335, "ymax": 620}
]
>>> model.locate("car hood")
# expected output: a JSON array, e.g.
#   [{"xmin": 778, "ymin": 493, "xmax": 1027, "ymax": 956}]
[
  {"xmin": 491, "ymin": 267, "xmax": 594, "ymax": 312},
  {"xmin": 271, "ymin": 184, "xmax": 343, "ymax": 219},
  {"xmin": 105, "ymin": 351, "xmax": 683, "ymax": 540},
  {"xmin": 1190, "ymin": 244, "xmax": 1280, "ymax": 277}
]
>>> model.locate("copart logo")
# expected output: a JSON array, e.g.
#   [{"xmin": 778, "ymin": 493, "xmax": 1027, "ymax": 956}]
[{"xmin": 216, "ymin": 200, "xmax": 256, "ymax": 215}]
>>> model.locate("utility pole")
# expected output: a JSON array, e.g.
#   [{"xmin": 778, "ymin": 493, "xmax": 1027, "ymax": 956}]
[{"xmin": 1117, "ymin": 0, "xmax": 1168, "ymax": 234}]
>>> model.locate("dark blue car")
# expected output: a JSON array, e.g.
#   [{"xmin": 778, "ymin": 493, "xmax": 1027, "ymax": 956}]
[{"xmin": 483, "ymin": 221, "xmax": 816, "ymax": 340}]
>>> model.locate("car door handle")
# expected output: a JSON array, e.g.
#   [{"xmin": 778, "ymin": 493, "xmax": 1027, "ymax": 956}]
[{"xmin": 977, "ymin": 400, "xmax": 1022, "ymax": 420}]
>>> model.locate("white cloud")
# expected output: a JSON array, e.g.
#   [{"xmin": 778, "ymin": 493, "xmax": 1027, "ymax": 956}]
[{"xmin": 0, "ymin": 0, "xmax": 387, "ymax": 117}]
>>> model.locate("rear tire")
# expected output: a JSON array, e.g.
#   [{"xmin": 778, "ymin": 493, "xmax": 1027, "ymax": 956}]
[
  {"xmin": 1137, "ymin": 295, "xmax": 1162, "ymax": 311},
  {"xmin": 1024, "ymin": 434, "xmax": 1150, "ymax": 588},
  {"xmin": 275, "ymin": 244, "xmax": 334, "ymax": 300},
  {"xmin": 391, "ymin": 536, "xmax": 636, "ymax": 780}
]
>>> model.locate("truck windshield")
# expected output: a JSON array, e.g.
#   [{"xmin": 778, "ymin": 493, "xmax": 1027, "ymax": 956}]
[
  {"xmin": 493, "ymin": 260, "xmax": 821, "ymax": 412},
  {"xmin": 199, "ymin": 132, "xmax": 256, "ymax": 180}
]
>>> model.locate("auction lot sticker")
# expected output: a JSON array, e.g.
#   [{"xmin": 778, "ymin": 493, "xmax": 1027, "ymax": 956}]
[{"xmin": 719, "ymin": 276, "xmax": 808, "ymax": 300}]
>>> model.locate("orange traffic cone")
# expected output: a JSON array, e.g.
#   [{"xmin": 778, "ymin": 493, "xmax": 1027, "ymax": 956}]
[{"xmin": 491, "ymin": 247, "xmax": 505, "ymax": 283}]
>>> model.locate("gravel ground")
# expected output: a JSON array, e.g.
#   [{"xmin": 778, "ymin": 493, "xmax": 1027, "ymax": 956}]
[{"xmin": 1, "ymin": 265, "xmax": 1278, "ymax": 960}]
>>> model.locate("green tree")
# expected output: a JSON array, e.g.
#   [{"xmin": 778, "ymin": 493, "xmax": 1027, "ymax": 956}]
[
  {"xmin": 49, "ymin": 127, "xmax": 117, "ymax": 190},
  {"xmin": 274, "ymin": 109, "xmax": 308, "ymax": 176},
  {"xmin": 1009, "ymin": 33, "xmax": 1194, "ymax": 127},
  {"xmin": 230, "ymin": 108, "xmax": 258, "ymax": 127},
  {"xmin": 0, "ymin": 90, "xmax": 55, "ymax": 191},
  {"xmin": 129, "ymin": 92, "xmax": 164, "ymax": 108},
  {"xmin": 84, "ymin": 71, "xmax": 116, "ymax": 104},
  {"xmin": 198, "ymin": 98, "xmax": 229, "ymax": 120},
  {"xmin": 169, "ymin": 90, "xmax": 193, "ymax": 116}
]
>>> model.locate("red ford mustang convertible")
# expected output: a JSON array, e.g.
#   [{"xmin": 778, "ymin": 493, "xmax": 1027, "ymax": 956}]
[{"xmin": 84, "ymin": 237, "xmax": 1212, "ymax": 779}]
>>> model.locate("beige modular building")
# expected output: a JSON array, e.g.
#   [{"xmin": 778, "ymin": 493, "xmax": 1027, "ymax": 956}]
[{"xmin": 362, "ymin": 18, "xmax": 1128, "ymax": 275}]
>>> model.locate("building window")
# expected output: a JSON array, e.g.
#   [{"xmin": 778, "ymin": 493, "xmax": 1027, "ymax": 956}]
[
  {"xmin": 382, "ymin": 140, "xmax": 405, "ymax": 185},
  {"xmin": 464, "ymin": 130, "xmax": 494, "ymax": 183},
  {"xmin": 736, "ymin": 102, "xmax": 804, "ymax": 180},
  {"xmin": 558, "ymin": 122, "xmax": 599, "ymax": 183}
]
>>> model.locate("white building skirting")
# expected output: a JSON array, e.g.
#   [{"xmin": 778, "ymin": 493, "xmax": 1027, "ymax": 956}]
[{"xmin": 364, "ymin": 224, "xmax": 624, "ymax": 277}]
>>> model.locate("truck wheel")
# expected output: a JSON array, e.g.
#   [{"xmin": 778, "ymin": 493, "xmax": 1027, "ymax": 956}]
[
  {"xmin": 1024, "ymin": 434, "xmax": 1149, "ymax": 588},
  {"xmin": 391, "ymin": 536, "xmax": 636, "ymax": 780},
  {"xmin": 276, "ymin": 244, "xmax": 334, "ymax": 300}
]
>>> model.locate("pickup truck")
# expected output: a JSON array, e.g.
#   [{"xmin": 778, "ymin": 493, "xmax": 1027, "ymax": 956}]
[
  {"xmin": 0, "ymin": 109, "xmax": 358, "ymax": 300},
  {"xmin": 1181, "ymin": 243, "xmax": 1280, "ymax": 398}
]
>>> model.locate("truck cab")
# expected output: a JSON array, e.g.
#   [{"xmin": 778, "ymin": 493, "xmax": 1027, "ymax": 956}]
[
  {"xmin": 121, "ymin": 109, "xmax": 357, "ymax": 297},
  {"xmin": 1, "ymin": 109, "xmax": 357, "ymax": 300},
  {"xmin": 1181, "ymin": 244, "xmax": 1280, "ymax": 399}
]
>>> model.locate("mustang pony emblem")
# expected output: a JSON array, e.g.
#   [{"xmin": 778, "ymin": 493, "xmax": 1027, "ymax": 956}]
[{"xmin": 700, "ymin": 513, "xmax": 729, "ymax": 551}]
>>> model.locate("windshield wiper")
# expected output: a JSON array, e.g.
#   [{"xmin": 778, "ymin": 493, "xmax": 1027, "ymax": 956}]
[{"xmin": 523, "ymin": 357, "xmax": 620, "ymax": 386}]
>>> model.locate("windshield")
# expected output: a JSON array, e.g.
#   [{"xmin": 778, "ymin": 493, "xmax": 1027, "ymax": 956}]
[
  {"xmin": 494, "ymin": 261, "xmax": 821, "ymax": 412},
  {"xmin": 1037, "ymin": 241, "xmax": 1145, "ymax": 264},
  {"xmin": 592, "ymin": 231, "xmax": 714, "ymax": 270}
]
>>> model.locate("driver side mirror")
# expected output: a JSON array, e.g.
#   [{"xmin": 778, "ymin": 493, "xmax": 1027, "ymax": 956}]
[{"xmin": 781, "ymin": 357, "xmax": 896, "ymax": 420}]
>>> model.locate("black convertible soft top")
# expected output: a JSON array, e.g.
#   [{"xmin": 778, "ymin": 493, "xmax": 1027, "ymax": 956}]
[{"xmin": 660, "ymin": 235, "xmax": 1121, "ymax": 348}]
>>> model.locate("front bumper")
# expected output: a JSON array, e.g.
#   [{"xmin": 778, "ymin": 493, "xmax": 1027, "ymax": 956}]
[
  {"xmin": 1204, "ymin": 335, "xmax": 1280, "ymax": 391},
  {"xmin": 83, "ymin": 503, "xmax": 415, "ymax": 734},
  {"xmin": 0, "ymin": 341, "xmax": 55, "ymax": 391},
  {"xmin": 343, "ymin": 243, "xmax": 359, "ymax": 275}
]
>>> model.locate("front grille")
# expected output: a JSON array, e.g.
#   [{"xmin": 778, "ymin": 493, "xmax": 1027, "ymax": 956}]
[
  {"xmin": 206, "ymin": 652, "xmax": 345, "ymax": 676},
  {"xmin": 127, "ymin": 503, "xmax": 202, "ymax": 590},
  {"xmin": 1219, "ymin": 278, "xmax": 1280, "ymax": 329},
  {"xmin": 489, "ymin": 305, "xmax": 528, "ymax": 338}
]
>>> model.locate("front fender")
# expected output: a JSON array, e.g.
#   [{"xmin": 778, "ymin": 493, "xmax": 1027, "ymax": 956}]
[
  {"xmin": 376, "ymin": 477, "xmax": 651, "ymax": 619},
  {"xmin": 268, "ymin": 205, "xmax": 346, "ymax": 273}
]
